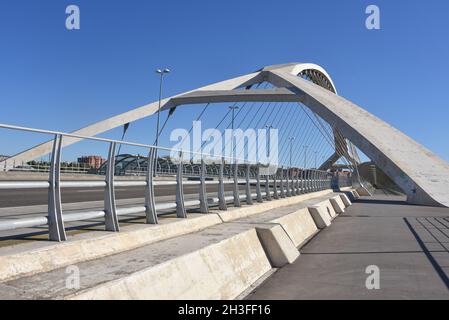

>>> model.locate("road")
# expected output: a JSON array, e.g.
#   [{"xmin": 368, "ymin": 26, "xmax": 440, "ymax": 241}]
[
  {"xmin": 0, "ymin": 182, "xmax": 250, "ymax": 243},
  {"xmin": 0, "ymin": 184, "xmax": 240, "ymax": 208}
]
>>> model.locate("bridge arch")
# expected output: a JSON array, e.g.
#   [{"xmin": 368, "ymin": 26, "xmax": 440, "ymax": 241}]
[{"xmin": 1, "ymin": 63, "xmax": 448, "ymax": 207}]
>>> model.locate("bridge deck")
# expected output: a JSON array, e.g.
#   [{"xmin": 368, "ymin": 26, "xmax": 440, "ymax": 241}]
[{"xmin": 247, "ymin": 192, "xmax": 449, "ymax": 300}]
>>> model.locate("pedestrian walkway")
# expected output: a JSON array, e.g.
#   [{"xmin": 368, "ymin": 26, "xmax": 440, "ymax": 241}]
[{"xmin": 247, "ymin": 192, "xmax": 449, "ymax": 300}]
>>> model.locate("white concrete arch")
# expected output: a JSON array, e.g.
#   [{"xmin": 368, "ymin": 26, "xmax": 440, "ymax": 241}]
[{"xmin": 2, "ymin": 63, "xmax": 448, "ymax": 207}]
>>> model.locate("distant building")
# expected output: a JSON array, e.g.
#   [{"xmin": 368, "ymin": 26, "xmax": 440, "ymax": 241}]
[
  {"xmin": 77, "ymin": 156, "xmax": 106, "ymax": 169},
  {"xmin": 0, "ymin": 155, "xmax": 9, "ymax": 162}
]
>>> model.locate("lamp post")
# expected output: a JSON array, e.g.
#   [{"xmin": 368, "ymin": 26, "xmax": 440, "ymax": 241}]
[
  {"xmin": 154, "ymin": 68, "xmax": 170, "ymax": 175},
  {"xmin": 314, "ymin": 151, "xmax": 318, "ymax": 169}
]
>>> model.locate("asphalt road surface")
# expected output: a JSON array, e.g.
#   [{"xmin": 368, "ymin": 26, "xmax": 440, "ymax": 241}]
[{"xmin": 0, "ymin": 184, "xmax": 238, "ymax": 208}]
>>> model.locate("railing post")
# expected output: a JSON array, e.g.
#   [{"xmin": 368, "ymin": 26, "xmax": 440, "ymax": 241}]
[
  {"xmin": 199, "ymin": 159, "xmax": 209, "ymax": 213},
  {"xmin": 286, "ymin": 168, "xmax": 291, "ymax": 197},
  {"xmin": 265, "ymin": 173, "xmax": 272, "ymax": 201},
  {"xmin": 246, "ymin": 164, "xmax": 253, "ymax": 205},
  {"xmin": 321, "ymin": 172, "xmax": 325, "ymax": 190},
  {"xmin": 233, "ymin": 161, "xmax": 241, "ymax": 207},
  {"xmin": 176, "ymin": 151, "xmax": 187, "ymax": 218},
  {"xmin": 144, "ymin": 147, "xmax": 158, "ymax": 224},
  {"xmin": 104, "ymin": 142, "xmax": 119, "ymax": 232},
  {"xmin": 307, "ymin": 169, "xmax": 311, "ymax": 192},
  {"xmin": 295, "ymin": 170, "xmax": 300, "ymax": 195},
  {"xmin": 308, "ymin": 170, "xmax": 313, "ymax": 193},
  {"xmin": 48, "ymin": 134, "xmax": 67, "ymax": 242},
  {"xmin": 273, "ymin": 172, "xmax": 279, "ymax": 199},
  {"xmin": 302, "ymin": 169, "xmax": 308, "ymax": 193},
  {"xmin": 317, "ymin": 171, "xmax": 322, "ymax": 191},
  {"xmin": 280, "ymin": 167, "xmax": 285, "ymax": 198},
  {"xmin": 312, "ymin": 170, "xmax": 316, "ymax": 192},
  {"xmin": 256, "ymin": 164, "xmax": 263, "ymax": 203},
  {"xmin": 218, "ymin": 158, "xmax": 227, "ymax": 210}
]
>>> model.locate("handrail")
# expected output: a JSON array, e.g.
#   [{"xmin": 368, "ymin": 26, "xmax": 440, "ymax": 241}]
[{"xmin": 0, "ymin": 123, "xmax": 347, "ymax": 242}]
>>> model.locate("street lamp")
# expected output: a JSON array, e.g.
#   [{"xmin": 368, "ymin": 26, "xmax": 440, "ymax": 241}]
[
  {"xmin": 154, "ymin": 68, "xmax": 170, "ymax": 175},
  {"xmin": 314, "ymin": 151, "xmax": 318, "ymax": 169}
]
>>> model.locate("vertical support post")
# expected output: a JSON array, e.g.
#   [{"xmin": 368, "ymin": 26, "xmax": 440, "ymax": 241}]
[
  {"xmin": 48, "ymin": 134, "xmax": 67, "ymax": 242},
  {"xmin": 290, "ymin": 169, "xmax": 294, "ymax": 195},
  {"xmin": 280, "ymin": 167, "xmax": 285, "ymax": 198},
  {"xmin": 320, "ymin": 172, "xmax": 324, "ymax": 190},
  {"xmin": 307, "ymin": 169, "xmax": 312, "ymax": 193},
  {"xmin": 304, "ymin": 170, "xmax": 309, "ymax": 193},
  {"xmin": 273, "ymin": 172, "xmax": 279, "ymax": 199},
  {"xmin": 291, "ymin": 169, "xmax": 296, "ymax": 195},
  {"xmin": 105, "ymin": 142, "xmax": 119, "ymax": 232},
  {"xmin": 218, "ymin": 158, "xmax": 227, "ymax": 210},
  {"xmin": 199, "ymin": 159, "xmax": 209, "ymax": 213},
  {"xmin": 246, "ymin": 164, "xmax": 253, "ymax": 205},
  {"xmin": 145, "ymin": 147, "xmax": 158, "ymax": 224},
  {"xmin": 233, "ymin": 161, "xmax": 241, "ymax": 207},
  {"xmin": 292, "ymin": 169, "xmax": 296, "ymax": 195},
  {"xmin": 317, "ymin": 171, "xmax": 320, "ymax": 190},
  {"xmin": 256, "ymin": 164, "xmax": 263, "ymax": 203},
  {"xmin": 176, "ymin": 151, "xmax": 187, "ymax": 218},
  {"xmin": 312, "ymin": 170, "xmax": 316, "ymax": 192},
  {"xmin": 265, "ymin": 174, "xmax": 272, "ymax": 201},
  {"xmin": 295, "ymin": 170, "xmax": 300, "ymax": 195}
]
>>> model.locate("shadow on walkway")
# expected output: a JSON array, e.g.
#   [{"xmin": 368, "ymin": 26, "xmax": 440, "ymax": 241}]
[{"xmin": 405, "ymin": 216, "xmax": 449, "ymax": 290}]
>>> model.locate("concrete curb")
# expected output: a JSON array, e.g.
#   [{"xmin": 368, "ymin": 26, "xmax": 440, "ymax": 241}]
[
  {"xmin": 67, "ymin": 229, "xmax": 272, "ymax": 300},
  {"xmin": 329, "ymin": 195, "xmax": 346, "ymax": 213},
  {"xmin": 338, "ymin": 193, "xmax": 352, "ymax": 207},
  {"xmin": 270, "ymin": 207, "xmax": 319, "ymax": 248},
  {"xmin": 255, "ymin": 224, "xmax": 300, "ymax": 267},
  {"xmin": 0, "ymin": 214, "xmax": 222, "ymax": 283}
]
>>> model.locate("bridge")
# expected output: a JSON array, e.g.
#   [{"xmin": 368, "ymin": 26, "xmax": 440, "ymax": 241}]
[{"xmin": 0, "ymin": 63, "xmax": 448, "ymax": 300}]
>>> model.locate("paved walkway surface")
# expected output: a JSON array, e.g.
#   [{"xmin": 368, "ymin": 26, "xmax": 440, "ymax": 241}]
[{"xmin": 247, "ymin": 192, "xmax": 449, "ymax": 300}]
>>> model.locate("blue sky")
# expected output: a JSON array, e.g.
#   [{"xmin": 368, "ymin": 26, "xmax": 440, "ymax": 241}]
[{"xmin": 0, "ymin": 0, "xmax": 448, "ymax": 163}]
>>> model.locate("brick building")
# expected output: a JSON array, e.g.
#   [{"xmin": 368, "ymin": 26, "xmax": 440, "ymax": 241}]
[{"xmin": 77, "ymin": 156, "xmax": 106, "ymax": 169}]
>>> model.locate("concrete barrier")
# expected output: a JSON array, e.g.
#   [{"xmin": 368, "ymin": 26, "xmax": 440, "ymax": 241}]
[
  {"xmin": 338, "ymin": 193, "xmax": 352, "ymax": 207},
  {"xmin": 0, "ymin": 214, "xmax": 222, "ymax": 282},
  {"xmin": 0, "ymin": 191, "xmax": 354, "ymax": 300},
  {"xmin": 356, "ymin": 186, "xmax": 372, "ymax": 196},
  {"xmin": 255, "ymin": 224, "xmax": 299, "ymax": 267},
  {"xmin": 67, "ymin": 228, "xmax": 273, "ymax": 300},
  {"xmin": 270, "ymin": 207, "xmax": 319, "ymax": 248},
  {"xmin": 0, "ymin": 190, "xmax": 334, "ymax": 283},
  {"xmin": 306, "ymin": 198, "xmax": 338, "ymax": 229},
  {"xmin": 341, "ymin": 190, "xmax": 360, "ymax": 202},
  {"xmin": 329, "ymin": 195, "xmax": 345, "ymax": 214}
]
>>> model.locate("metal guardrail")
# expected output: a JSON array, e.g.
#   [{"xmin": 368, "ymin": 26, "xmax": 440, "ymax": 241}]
[{"xmin": 0, "ymin": 123, "xmax": 340, "ymax": 242}]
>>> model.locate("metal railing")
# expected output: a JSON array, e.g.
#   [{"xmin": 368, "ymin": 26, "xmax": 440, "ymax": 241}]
[{"xmin": 0, "ymin": 123, "xmax": 339, "ymax": 242}]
